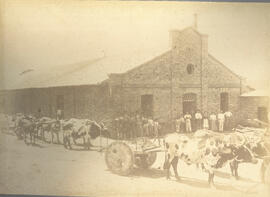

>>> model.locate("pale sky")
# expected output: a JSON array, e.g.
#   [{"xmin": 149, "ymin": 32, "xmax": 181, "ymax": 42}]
[{"xmin": 1, "ymin": 0, "xmax": 270, "ymax": 89}]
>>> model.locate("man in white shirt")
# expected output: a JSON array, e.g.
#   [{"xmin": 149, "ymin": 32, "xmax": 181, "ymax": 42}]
[
  {"xmin": 217, "ymin": 110, "xmax": 225, "ymax": 132},
  {"xmin": 184, "ymin": 112, "xmax": 192, "ymax": 132},
  {"xmin": 209, "ymin": 112, "xmax": 217, "ymax": 131},
  {"xmin": 195, "ymin": 110, "xmax": 202, "ymax": 131},
  {"xmin": 224, "ymin": 111, "xmax": 233, "ymax": 131},
  {"xmin": 56, "ymin": 109, "xmax": 62, "ymax": 120}
]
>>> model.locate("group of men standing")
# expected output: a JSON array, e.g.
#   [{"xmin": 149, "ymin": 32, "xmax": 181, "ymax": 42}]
[
  {"xmin": 113, "ymin": 113, "xmax": 160, "ymax": 140},
  {"xmin": 175, "ymin": 110, "xmax": 233, "ymax": 133}
]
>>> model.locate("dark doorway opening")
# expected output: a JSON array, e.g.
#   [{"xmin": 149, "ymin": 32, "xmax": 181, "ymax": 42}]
[
  {"xmin": 183, "ymin": 93, "xmax": 197, "ymax": 114},
  {"xmin": 141, "ymin": 94, "xmax": 153, "ymax": 118},
  {"xmin": 220, "ymin": 92, "xmax": 229, "ymax": 112},
  {"xmin": 258, "ymin": 107, "xmax": 268, "ymax": 123},
  {"xmin": 56, "ymin": 95, "xmax": 64, "ymax": 110}
]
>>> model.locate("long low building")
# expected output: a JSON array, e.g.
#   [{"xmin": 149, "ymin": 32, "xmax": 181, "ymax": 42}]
[
  {"xmin": 239, "ymin": 89, "xmax": 269, "ymax": 124},
  {"xmin": 0, "ymin": 84, "xmax": 111, "ymax": 121},
  {"xmin": 0, "ymin": 26, "xmax": 266, "ymax": 125}
]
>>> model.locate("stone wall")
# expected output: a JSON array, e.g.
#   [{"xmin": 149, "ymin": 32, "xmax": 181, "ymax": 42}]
[
  {"xmin": 0, "ymin": 84, "xmax": 110, "ymax": 121},
  {"xmin": 108, "ymin": 27, "xmax": 242, "ymax": 124},
  {"xmin": 239, "ymin": 96, "xmax": 269, "ymax": 121}
]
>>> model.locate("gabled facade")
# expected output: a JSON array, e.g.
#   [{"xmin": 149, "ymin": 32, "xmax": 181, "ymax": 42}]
[{"xmin": 108, "ymin": 27, "xmax": 243, "ymax": 122}]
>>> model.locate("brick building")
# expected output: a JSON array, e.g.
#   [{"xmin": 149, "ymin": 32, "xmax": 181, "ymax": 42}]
[
  {"xmin": 0, "ymin": 26, "xmax": 252, "ymax": 125},
  {"xmin": 107, "ymin": 27, "xmax": 245, "ymax": 123},
  {"xmin": 0, "ymin": 57, "xmax": 112, "ymax": 121},
  {"xmin": 239, "ymin": 90, "xmax": 269, "ymax": 123},
  {"xmin": 0, "ymin": 84, "xmax": 110, "ymax": 121}
]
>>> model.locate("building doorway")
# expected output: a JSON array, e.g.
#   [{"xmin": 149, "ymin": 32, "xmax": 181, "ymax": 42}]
[
  {"xmin": 220, "ymin": 92, "xmax": 229, "ymax": 112},
  {"xmin": 258, "ymin": 107, "xmax": 268, "ymax": 123},
  {"xmin": 183, "ymin": 93, "xmax": 197, "ymax": 114},
  {"xmin": 141, "ymin": 94, "xmax": 153, "ymax": 118}
]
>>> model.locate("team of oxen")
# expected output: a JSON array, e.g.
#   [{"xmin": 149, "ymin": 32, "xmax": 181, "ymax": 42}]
[
  {"xmin": 0, "ymin": 113, "xmax": 269, "ymax": 187},
  {"xmin": 163, "ymin": 128, "xmax": 270, "ymax": 186},
  {"xmin": 1, "ymin": 113, "xmax": 109, "ymax": 150}
]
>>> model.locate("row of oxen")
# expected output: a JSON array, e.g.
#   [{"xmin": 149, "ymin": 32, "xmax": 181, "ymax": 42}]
[
  {"xmin": 163, "ymin": 127, "xmax": 270, "ymax": 187},
  {"xmin": 0, "ymin": 113, "xmax": 108, "ymax": 150}
]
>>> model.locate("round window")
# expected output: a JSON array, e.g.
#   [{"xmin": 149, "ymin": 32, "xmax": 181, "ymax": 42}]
[{"xmin": 187, "ymin": 64, "xmax": 194, "ymax": 74}]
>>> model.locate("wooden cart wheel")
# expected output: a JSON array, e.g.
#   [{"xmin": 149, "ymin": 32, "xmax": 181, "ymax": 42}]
[
  {"xmin": 105, "ymin": 141, "xmax": 134, "ymax": 176},
  {"xmin": 134, "ymin": 138, "xmax": 157, "ymax": 168}
]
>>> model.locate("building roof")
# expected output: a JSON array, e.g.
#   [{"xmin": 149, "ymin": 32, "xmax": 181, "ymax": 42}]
[
  {"xmin": 2, "ymin": 51, "xmax": 162, "ymax": 90},
  {"xmin": 241, "ymin": 89, "xmax": 270, "ymax": 97},
  {"xmin": 2, "ymin": 26, "xmax": 241, "ymax": 90},
  {"xmin": 2, "ymin": 57, "xmax": 109, "ymax": 90}
]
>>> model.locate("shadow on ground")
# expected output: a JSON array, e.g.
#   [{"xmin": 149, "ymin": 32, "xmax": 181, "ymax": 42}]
[
  {"xmin": 25, "ymin": 143, "xmax": 44, "ymax": 148},
  {"xmin": 66, "ymin": 145, "xmax": 102, "ymax": 152},
  {"xmin": 214, "ymin": 170, "xmax": 259, "ymax": 183},
  {"xmin": 131, "ymin": 168, "xmax": 166, "ymax": 179},
  {"xmin": 176, "ymin": 176, "xmax": 251, "ymax": 193}
]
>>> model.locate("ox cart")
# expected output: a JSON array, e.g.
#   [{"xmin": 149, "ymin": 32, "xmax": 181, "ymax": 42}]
[
  {"xmin": 237, "ymin": 119, "xmax": 270, "ymax": 185},
  {"xmin": 105, "ymin": 137, "xmax": 163, "ymax": 175}
]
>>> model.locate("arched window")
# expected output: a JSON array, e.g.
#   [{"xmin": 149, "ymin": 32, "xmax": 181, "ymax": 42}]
[
  {"xmin": 220, "ymin": 92, "xmax": 229, "ymax": 112},
  {"xmin": 186, "ymin": 64, "xmax": 194, "ymax": 74}
]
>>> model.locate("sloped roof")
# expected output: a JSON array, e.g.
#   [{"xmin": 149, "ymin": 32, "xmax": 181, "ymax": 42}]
[
  {"xmin": 2, "ymin": 26, "xmax": 242, "ymax": 90},
  {"xmin": 2, "ymin": 57, "xmax": 109, "ymax": 90},
  {"xmin": 2, "ymin": 50, "xmax": 166, "ymax": 90}
]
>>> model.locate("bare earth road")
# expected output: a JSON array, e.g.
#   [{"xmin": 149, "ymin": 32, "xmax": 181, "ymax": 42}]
[{"xmin": 0, "ymin": 131, "xmax": 269, "ymax": 197}]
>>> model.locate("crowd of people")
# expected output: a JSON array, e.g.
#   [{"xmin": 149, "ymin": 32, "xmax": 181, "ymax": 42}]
[
  {"xmin": 112, "ymin": 112, "xmax": 160, "ymax": 140},
  {"xmin": 112, "ymin": 110, "xmax": 233, "ymax": 139},
  {"xmin": 175, "ymin": 110, "xmax": 233, "ymax": 133}
]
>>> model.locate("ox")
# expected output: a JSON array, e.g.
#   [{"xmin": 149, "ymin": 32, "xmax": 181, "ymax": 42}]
[
  {"xmin": 62, "ymin": 119, "xmax": 107, "ymax": 150},
  {"xmin": 16, "ymin": 115, "xmax": 38, "ymax": 145},
  {"xmin": 163, "ymin": 130, "xmax": 257, "ymax": 187},
  {"xmin": 36, "ymin": 117, "xmax": 61, "ymax": 144},
  {"xmin": 230, "ymin": 130, "xmax": 270, "ymax": 181},
  {"xmin": 12, "ymin": 113, "xmax": 25, "ymax": 139}
]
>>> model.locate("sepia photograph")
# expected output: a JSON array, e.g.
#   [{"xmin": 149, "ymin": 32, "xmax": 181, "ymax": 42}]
[{"xmin": 0, "ymin": 0, "xmax": 270, "ymax": 196}]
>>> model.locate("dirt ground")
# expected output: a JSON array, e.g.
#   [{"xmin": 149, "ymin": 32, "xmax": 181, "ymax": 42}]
[{"xmin": 0, "ymin": 130, "xmax": 269, "ymax": 197}]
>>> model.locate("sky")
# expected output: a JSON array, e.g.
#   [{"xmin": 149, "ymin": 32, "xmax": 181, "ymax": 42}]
[{"xmin": 1, "ymin": 0, "xmax": 270, "ymax": 89}]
